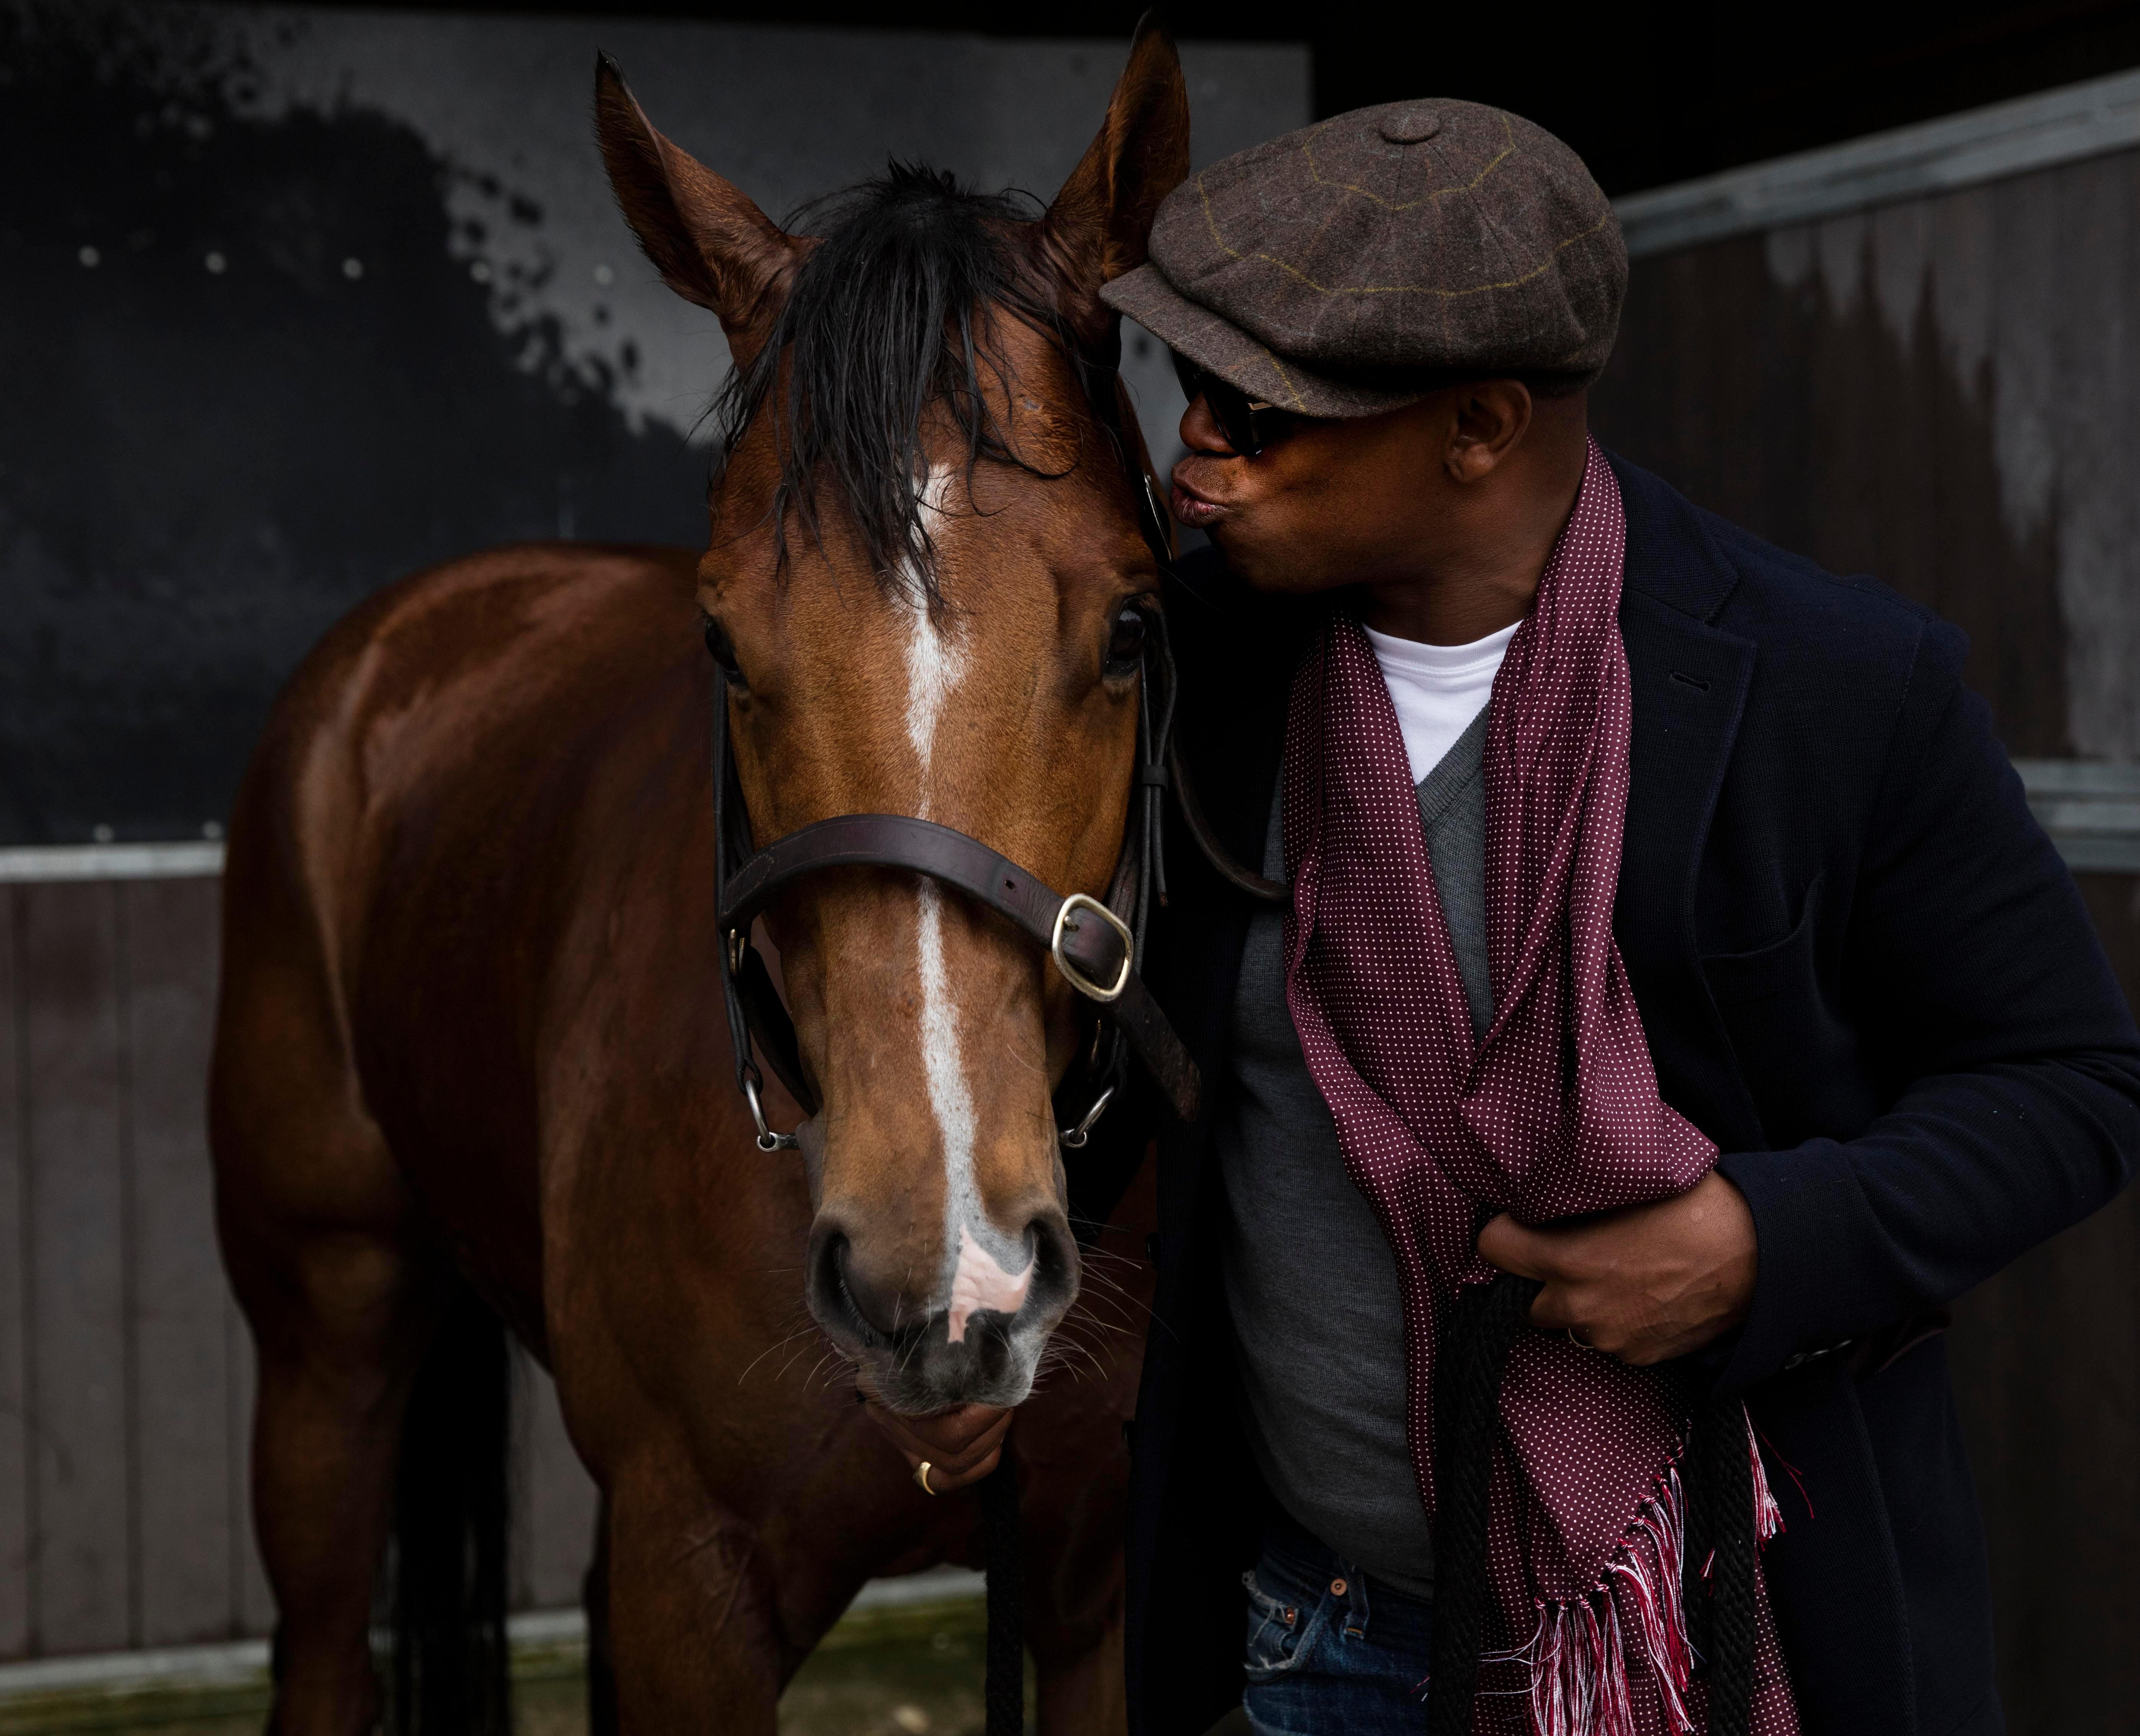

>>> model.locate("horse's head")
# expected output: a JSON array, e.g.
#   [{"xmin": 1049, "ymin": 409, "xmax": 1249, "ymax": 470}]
[{"xmin": 597, "ymin": 29, "xmax": 1189, "ymax": 1411}]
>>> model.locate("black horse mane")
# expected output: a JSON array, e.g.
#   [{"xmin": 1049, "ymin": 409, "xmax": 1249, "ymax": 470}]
[{"xmin": 711, "ymin": 162, "xmax": 1089, "ymax": 601}]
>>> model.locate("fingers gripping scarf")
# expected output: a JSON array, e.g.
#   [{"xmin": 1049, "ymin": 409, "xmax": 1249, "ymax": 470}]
[{"xmin": 1280, "ymin": 442, "xmax": 1798, "ymax": 1736}]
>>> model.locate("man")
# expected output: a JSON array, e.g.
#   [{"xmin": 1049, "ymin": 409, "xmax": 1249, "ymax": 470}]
[{"xmin": 884, "ymin": 101, "xmax": 2140, "ymax": 1734}]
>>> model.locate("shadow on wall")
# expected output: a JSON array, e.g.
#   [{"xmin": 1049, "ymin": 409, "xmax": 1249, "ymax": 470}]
[{"xmin": 1592, "ymin": 166, "xmax": 2140, "ymax": 1735}]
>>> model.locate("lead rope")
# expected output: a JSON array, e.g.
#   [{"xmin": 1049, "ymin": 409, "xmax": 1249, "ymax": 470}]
[
  {"xmin": 1684, "ymin": 1389, "xmax": 1758, "ymax": 1736},
  {"xmin": 1425, "ymin": 1273, "xmax": 1540, "ymax": 1736},
  {"xmin": 982, "ymin": 1455, "xmax": 1025, "ymax": 1735}
]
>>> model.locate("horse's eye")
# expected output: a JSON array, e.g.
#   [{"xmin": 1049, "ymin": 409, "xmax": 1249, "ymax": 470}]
[
  {"xmin": 1105, "ymin": 606, "xmax": 1147, "ymax": 679},
  {"xmin": 703, "ymin": 619, "xmax": 745, "ymax": 686}
]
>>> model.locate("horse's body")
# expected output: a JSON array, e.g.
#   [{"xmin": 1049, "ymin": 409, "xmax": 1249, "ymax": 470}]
[
  {"xmin": 211, "ymin": 29, "xmax": 1189, "ymax": 1734},
  {"xmin": 212, "ymin": 541, "xmax": 1147, "ymax": 1729}
]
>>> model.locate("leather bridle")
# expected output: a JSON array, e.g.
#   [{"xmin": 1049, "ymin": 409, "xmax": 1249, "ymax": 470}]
[{"xmin": 707, "ymin": 375, "xmax": 1209, "ymax": 1157}]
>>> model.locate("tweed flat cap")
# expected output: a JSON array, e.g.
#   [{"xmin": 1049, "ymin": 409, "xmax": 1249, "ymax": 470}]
[{"xmin": 1102, "ymin": 100, "xmax": 1626, "ymax": 417}]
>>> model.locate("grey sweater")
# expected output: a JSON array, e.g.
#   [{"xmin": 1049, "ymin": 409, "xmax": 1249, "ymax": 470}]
[{"xmin": 1213, "ymin": 705, "xmax": 1491, "ymax": 1599}]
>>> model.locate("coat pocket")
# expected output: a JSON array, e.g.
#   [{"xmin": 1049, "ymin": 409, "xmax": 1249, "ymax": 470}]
[
  {"xmin": 1703, "ymin": 875, "xmax": 1822, "ymax": 1008},
  {"xmin": 1699, "ymin": 875, "xmax": 1876, "ymax": 1147}
]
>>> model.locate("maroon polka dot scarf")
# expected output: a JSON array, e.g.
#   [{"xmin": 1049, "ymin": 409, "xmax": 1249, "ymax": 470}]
[{"xmin": 1281, "ymin": 442, "xmax": 1798, "ymax": 1735}]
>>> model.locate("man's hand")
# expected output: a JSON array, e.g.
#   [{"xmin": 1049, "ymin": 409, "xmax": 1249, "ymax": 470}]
[
  {"xmin": 862, "ymin": 1397, "xmax": 1012, "ymax": 1496},
  {"xmin": 1477, "ymin": 1170, "xmax": 1758, "ymax": 1366}
]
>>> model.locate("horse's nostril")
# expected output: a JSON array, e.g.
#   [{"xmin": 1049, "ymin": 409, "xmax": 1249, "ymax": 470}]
[
  {"xmin": 1025, "ymin": 1213, "xmax": 1078, "ymax": 1302},
  {"xmin": 809, "ymin": 1230, "xmax": 873, "ymax": 1344},
  {"xmin": 818, "ymin": 1232, "xmax": 915, "ymax": 1342}
]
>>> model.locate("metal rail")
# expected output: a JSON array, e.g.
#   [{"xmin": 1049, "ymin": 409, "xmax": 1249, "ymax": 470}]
[
  {"xmin": 1615, "ymin": 67, "xmax": 2140, "ymax": 260},
  {"xmin": 6, "ymin": 767, "xmax": 2139, "ymax": 881},
  {"xmin": 0, "ymin": 842, "xmax": 225, "ymax": 883},
  {"xmin": 2014, "ymin": 759, "xmax": 2140, "ymax": 874}
]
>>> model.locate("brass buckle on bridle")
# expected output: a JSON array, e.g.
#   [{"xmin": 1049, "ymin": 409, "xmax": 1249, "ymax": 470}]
[{"xmin": 1049, "ymin": 892, "xmax": 1132, "ymax": 1003}]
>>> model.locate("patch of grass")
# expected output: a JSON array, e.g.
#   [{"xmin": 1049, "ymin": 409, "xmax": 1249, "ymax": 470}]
[
  {"xmin": 0, "ymin": 1683, "xmax": 270, "ymax": 1733},
  {"xmin": 0, "ymin": 1597, "xmax": 1024, "ymax": 1736},
  {"xmin": 781, "ymin": 1597, "xmax": 1023, "ymax": 1736}
]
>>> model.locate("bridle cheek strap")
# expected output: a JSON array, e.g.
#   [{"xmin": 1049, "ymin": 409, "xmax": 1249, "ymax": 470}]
[{"xmin": 717, "ymin": 813, "xmax": 1200, "ymax": 1129}]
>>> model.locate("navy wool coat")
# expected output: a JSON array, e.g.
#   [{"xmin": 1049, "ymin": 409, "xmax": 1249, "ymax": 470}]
[{"xmin": 1094, "ymin": 454, "xmax": 2140, "ymax": 1736}]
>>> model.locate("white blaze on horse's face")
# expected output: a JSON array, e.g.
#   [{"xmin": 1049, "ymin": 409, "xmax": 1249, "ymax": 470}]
[
  {"xmin": 901, "ymin": 465, "xmax": 966, "ymax": 773},
  {"xmin": 900, "ymin": 464, "xmax": 1038, "ymax": 1346}
]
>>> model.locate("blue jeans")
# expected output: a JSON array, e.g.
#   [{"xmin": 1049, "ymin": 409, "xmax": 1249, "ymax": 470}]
[{"xmin": 1241, "ymin": 1516, "xmax": 1436, "ymax": 1735}]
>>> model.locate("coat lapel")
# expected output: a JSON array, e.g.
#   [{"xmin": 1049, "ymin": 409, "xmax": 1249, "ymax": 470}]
[{"xmin": 1609, "ymin": 455, "xmax": 1768, "ymax": 1154}]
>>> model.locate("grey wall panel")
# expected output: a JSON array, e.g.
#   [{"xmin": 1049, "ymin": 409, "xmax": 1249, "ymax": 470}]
[
  {"xmin": 1591, "ymin": 154, "xmax": 2140, "ymax": 757},
  {"xmin": 19, "ymin": 886, "xmax": 133, "ymax": 1654},
  {"xmin": 0, "ymin": 877, "xmax": 621, "ymax": 1658},
  {"xmin": 1949, "ymin": 1173, "xmax": 2140, "ymax": 1730},
  {"xmin": 0, "ymin": 896, "xmax": 31, "ymax": 1655},
  {"xmin": 1593, "ymin": 140, "xmax": 2140, "ymax": 1736},
  {"xmin": 122, "ymin": 878, "xmax": 239, "ymax": 1646},
  {"xmin": 2052, "ymin": 154, "xmax": 2138, "ymax": 760},
  {"xmin": 1953, "ymin": 869, "xmax": 2140, "ymax": 1734},
  {"xmin": 1987, "ymin": 168, "xmax": 2070, "ymax": 756},
  {"xmin": 514, "ymin": 1358, "xmax": 598, "ymax": 1615},
  {"xmin": 226, "ymin": 1296, "xmax": 274, "ymax": 1640}
]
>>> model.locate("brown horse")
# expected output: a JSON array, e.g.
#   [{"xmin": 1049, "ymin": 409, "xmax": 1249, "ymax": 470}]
[{"xmin": 208, "ymin": 26, "xmax": 1191, "ymax": 1735}]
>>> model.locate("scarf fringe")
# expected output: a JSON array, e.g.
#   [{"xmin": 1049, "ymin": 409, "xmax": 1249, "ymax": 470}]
[
  {"xmin": 1747, "ymin": 1410, "xmax": 1783, "ymax": 1546},
  {"xmin": 1513, "ymin": 1410, "xmax": 1783, "ymax": 1736}
]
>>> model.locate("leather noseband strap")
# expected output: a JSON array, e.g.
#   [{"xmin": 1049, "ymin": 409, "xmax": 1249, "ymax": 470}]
[{"xmin": 719, "ymin": 813, "xmax": 1199, "ymax": 1124}]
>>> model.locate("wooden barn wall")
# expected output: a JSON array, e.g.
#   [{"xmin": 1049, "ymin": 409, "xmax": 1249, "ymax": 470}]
[
  {"xmin": 0, "ymin": 877, "xmax": 598, "ymax": 1658},
  {"xmin": 1591, "ymin": 148, "xmax": 2140, "ymax": 1734}
]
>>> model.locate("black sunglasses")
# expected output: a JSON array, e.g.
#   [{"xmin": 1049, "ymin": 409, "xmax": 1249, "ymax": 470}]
[{"xmin": 1172, "ymin": 353, "xmax": 1295, "ymax": 459}]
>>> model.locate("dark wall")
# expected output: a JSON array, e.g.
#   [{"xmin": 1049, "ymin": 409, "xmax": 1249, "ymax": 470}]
[
  {"xmin": 2, "ymin": 4, "xmax": 702, "ymax": 846},
  {"xmin": 296, "ymin": 0, "xmax": 2140, "ymax": 195},
  {"xmin": 0, "ymin": 1, "xmax": 1302, "ymax": 848}
]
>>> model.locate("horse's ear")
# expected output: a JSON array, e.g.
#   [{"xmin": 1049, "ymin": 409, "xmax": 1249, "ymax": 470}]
[
  {"xmin": 594, "ymin": 54, "xmax": 803, "ymax": 359},
  {"xmin": 1040, "ymin": 13, "xmax": 1191, "ymax": 334}
]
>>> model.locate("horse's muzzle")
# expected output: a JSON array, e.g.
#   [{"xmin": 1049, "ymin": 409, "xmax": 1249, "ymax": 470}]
[{"xmin": 806, "ymin": 1208, "xmax": 1078, "ymax": 1411}]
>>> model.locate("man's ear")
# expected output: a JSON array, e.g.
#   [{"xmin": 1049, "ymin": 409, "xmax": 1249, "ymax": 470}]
[
  {"xmin": 1040, "ymin": 13, "xmax": 1191, "ymax": 339},
  {"xmin": 593, "ymin": 54, "xmax": 806, "ymax": 364},
  {"xmin": 1448, "ymin": 381, "xmax": 1537, "ymax": 482}
]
